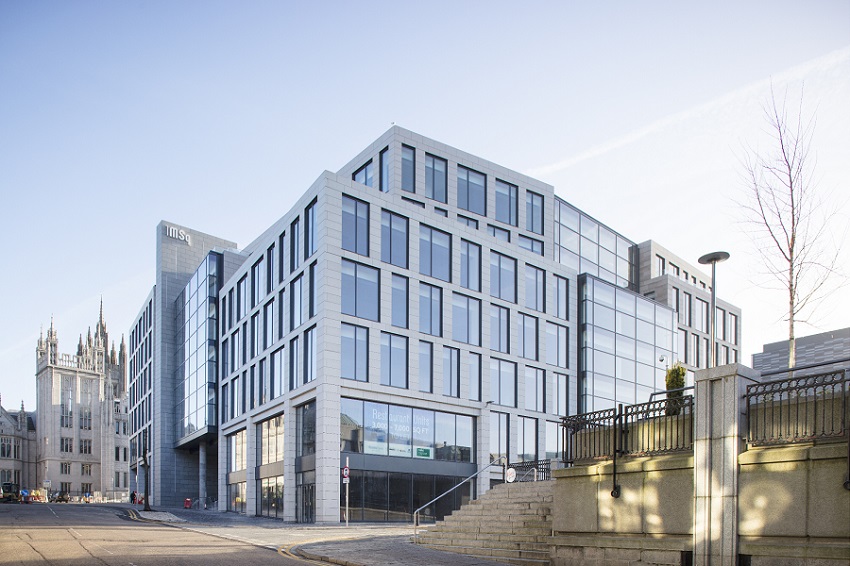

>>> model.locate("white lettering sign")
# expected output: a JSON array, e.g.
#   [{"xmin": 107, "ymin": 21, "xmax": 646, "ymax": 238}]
[{"xmin": 164, "ymin": 225, "xmax": 191, "ymax": 245}]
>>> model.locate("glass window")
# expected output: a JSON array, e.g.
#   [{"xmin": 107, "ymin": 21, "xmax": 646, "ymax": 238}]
[
  {"xmin": 460, "ymin": 240, "xmax": 481, "ymax": 292},
  {"xmin": 381, "ymin": 332, "xmax": 408, "ymax": 389},
  {"xmin": 304, "ymin": 327, "xmax": 316, "ymax": 384},
  {"xmin": 518, "ymin": 235, "xmax": 543, "ymax": 256},
  {"xmin": 519, "ymin": 313, "xmax": 538, "ymax": 360},
  {"xmin": 490, "ymin": 251, "xmax": 517, "ymax": 303},
  {"xmin": 296, "ymin": 401, "xmax": 316, "ymax": 457},
  {"xmin": 305, "ymin": 199, "xmax": 317, "ymax": 258},
  {"xmin": 341, "ymin": 260, "xmax": 379, "ymax": 321},
  {"xmin": 526, "ymin": 191, "xmax": 543, "ymax": 235},
  {"xmin": 413, "ymin": 409, "xmax": 434, "ymax": 459},
  {"xmin": 518, "ymin": 416, "xmax": 537, "ymax": 462},
  {"xmin": 457, "ymin": 215, "xmax": 478, "ymax": 230},
  {"xmin": 342, "ymin": 195, "xmax": 369, "ymax": 256},
  {"xmin": 490, "ymin": 412, "xmax": 508, "ymax": 463},
  {"xmin": 383, "ymin": 405, "xmax": 411, "ymax": 459},
  {"xmin": 290, "ymin": 218, "xmax": 301, "ymax": 272},
  {"xmin": 420, "ymin": 225, "xmax": 451, "ymax": 282},
  {"xmin": 555, "ymin": 276, "xmax": 569, "ymax": 320},
  {"xmin": 495, "ymin": 180, "xmax": 518, "ymax": 226},
  {"xmin": 488, "ymin": 224, "xmax": 510, "ymax": 242},
  {"xmin": 452, "ymin": 293, "xmax": 481, "ymax": 346},
  {"xmin": 546, "ymin": 323, "xmax": 568, "ymax": 368},
  {"xmin": 252, "ymin": 258, "xmax": 265, "ymax": 308},
  {"xmin": 443, "ymin": 346, "xmax": 460, "ymax": 398},
  {"xmin": 353, "ymin": 160, "xmax": 373, "ymax": 187},
  {"xmin": 525, "ymin": 367, "xmax": 544, "ymax": 412},
  {"xmin": 290, "ymin": 274, "xmax": 303, "ymax": 330},
  {"xmin": 391, "ymin": 274, "xmax": 408, "ymax": 329},
  {"xmin": 425, "ymin": 154, "xmax": 447, "ymax": 203},
  {"xmin": 468, "ymin": 352, "xmax": 482, "ymax": 402},
  {"xmin": 419, "ymin": 341, "xmax": 433, "ymax": 393},
  {"xmin": 341, "ymin": 324, "xmax": 368, "ymax": 382},
  {"xmin": 419, "ymin": 283, "xmax": 443, "ymax": 337},
  {"xmin": 490, "ymin": 304, "xmax": 509, "ymax": 353},
  {"xmin": 381, "ymin": 210, "xmax": 408, "ymax": 268},
  {"xmin": 490, "ymin": 358, "xmax": 516, "ymax": 407},
  {"xmin": 401, "ymin": 145, "xmax": 415, "ymax": 192},
  {"xmin": 340, "ymin": 398, "xmax": 363, "ymax": 452},
  {"xmin": 525, "ymin": 265, "xmax": 545, "ymax": 312},
  {"xmin": 379, "ymin": 147, "xmax": 390, "ymax": 192},
  {"xmin": 457, "ymin": 165, "xmax": 486, "ymax": 216}
]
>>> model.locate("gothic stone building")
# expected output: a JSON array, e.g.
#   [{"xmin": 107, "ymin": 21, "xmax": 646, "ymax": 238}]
[{"xmin": 35, "ymin": 307, "xmax": 130, "ymax": 499}]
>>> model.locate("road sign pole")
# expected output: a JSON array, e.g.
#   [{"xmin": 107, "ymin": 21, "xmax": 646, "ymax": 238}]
[{"xmin": 345, "ymin": 457, "xmax": 350, "ymax": 528}]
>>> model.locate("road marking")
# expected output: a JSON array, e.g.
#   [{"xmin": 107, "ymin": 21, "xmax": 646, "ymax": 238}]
[{"xmin": 47, "ymin": 505, "xmax": 59, "ymax": 518}]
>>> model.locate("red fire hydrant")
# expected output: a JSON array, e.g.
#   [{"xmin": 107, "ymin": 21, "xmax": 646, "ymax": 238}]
[{"xmin": 184, "ymin": 498, "xmax": 191, "ymax": 509}]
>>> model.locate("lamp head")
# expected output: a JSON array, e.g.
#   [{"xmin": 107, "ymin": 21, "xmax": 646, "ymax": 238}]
[{"xmin": 698, "ymin": 251, "xmax": 730, "ymax": 265}]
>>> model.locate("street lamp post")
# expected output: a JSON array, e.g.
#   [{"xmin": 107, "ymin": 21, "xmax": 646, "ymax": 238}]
[{"xmin": 698, "ymin": 251, "xmax": 730, "ymax": 368}]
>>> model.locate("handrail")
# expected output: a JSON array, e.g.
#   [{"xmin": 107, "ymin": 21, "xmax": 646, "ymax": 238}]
[{"xmin": 413, "ymin": 457, "xmax": 505, "ymax": 542}]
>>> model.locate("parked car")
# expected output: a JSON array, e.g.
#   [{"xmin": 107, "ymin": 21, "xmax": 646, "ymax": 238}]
[{"xmin": 50, "ymin": 492, "xmax": 70, "ymax": 503}]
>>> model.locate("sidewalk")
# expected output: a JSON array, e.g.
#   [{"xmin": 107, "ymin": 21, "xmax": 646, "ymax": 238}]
[{"xmin": 125, "ymin": 504, "xmax": 507, "ymax": 566}]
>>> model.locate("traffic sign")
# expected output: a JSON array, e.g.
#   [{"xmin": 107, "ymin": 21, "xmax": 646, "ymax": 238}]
[{"xmin": 342, "ymin": 466, "xmax": 350, "ymax": 479}]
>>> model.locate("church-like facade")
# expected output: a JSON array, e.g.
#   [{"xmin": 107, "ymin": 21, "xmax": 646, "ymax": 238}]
[{"xmin": 33, "ymin": 304, "xmax": 131, "ymax": 499}]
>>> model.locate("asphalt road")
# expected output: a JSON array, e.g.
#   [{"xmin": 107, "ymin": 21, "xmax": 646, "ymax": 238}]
[{"xmin": 0, "ymin": 503, "xmax": 304, "ymax": 565}]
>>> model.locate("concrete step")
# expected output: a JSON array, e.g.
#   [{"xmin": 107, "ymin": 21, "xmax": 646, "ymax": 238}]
[{"xmin": 417, "ymin": 542, "xmax": 551, "ymax": 566}]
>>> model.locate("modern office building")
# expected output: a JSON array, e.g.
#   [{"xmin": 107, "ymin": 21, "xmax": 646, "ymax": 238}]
[
  {"xmin": 133, "ymin": 126, "xmax": 742, "ymax": 521},
  {"xmin": 35, "ymin": 308, "xmax": 130, "ymax": 499},
  {"xmin": 128, "ymin": 222, "xmax": 242, "ymax": 507},
  {"xmin": 0, "ymin": 398, "xmax": 37, "ymax": 490},
  {"xmin": 752, "ymin": 327, "xmax": 850, "ymax": 375},
  {"xmin": 635, "ymin": 241, "xmax": 741, "ymax": 382}
]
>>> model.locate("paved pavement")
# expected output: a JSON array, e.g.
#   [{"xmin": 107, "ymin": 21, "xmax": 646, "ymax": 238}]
[{"xmin": 131, "ymin": 505, "xmax": 508, "ymax": 566}]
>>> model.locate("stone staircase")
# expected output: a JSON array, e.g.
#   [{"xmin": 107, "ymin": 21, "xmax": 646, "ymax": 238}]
[{"xmin": 415, "ymin": 480, "xmax": 553, "ymax": 566}]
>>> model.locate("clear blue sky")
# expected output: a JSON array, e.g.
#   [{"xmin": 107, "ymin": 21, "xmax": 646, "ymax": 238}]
[{"xmin": 2, "ymin": 1, "xmax": 849, "ymax": 410}]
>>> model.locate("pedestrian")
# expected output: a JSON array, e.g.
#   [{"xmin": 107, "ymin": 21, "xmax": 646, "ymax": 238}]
[{"xmin": 131, "ymin": 491, "xmax": 136, "ymax": 504}]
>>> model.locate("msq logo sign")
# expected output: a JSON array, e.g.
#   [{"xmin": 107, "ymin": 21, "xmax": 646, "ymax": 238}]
[{"xmin": 164, "ymin": 225, "xmax": 191, "ymax": 246}]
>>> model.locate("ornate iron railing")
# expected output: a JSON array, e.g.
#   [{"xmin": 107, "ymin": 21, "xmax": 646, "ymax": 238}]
[
  {"xmin": 746, "ymin": 370, "xmax": 847, "ymax": 446},
  {"xmin": 561, "ymin": 396, "xmax": 694, "ymax": 465}
]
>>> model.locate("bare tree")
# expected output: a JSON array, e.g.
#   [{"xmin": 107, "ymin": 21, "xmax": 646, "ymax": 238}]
[{"xmin": 740, "ymin": 85, "xmax": 844, "ymax": 368}]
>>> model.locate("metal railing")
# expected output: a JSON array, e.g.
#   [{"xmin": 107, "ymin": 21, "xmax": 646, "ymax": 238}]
[
  {"xmin": 746, "ymin": 370, "xmax": 847, "ymax": 445},
  {"xmin": 561, "ymin": 395, "xmax": 695, "ymax": 464},
  {"xmin": 745, "ymin": 369, "xmax": 849, "ymax": 490},
  {"xmin": 507, "ymin": 459, "xmax": 551, "ymax": 482},
  {"xmin": 413, "ymin": 457, "xmax": 505, "ymax": 542}
]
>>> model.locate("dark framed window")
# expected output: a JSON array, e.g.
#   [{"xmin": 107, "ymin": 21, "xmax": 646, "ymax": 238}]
[
  {"xmin": 457, "ymin": 165, "xmax": 486, "ymax": 216},
  {"xmin": 490, "ymin": 304, "xmax": 509, "ymax": 353},
  {"xmin": 452, "ymin": 293, "xmax": 481, "ymax": 346},
  {"xmin": 381, "ymin": 210, "xmax": 408, "ymax": 268},
  {"xmin": 305, "ymin": 198, "xmax": 317, "ymax": 258},
  {"xmin": 425, "ymin": 154, "xmax": 447, "ymax": 203},
  {"xmin": 490, "ymin": 358, "xmax": 517, "ymax": 407},
  {"xmin": 526, "ymin": 191, "xmax": 544, "ymax": 235},
  {"xmin": 419, "ymin": 282, "xmax": 443, "ymax": 337},
  {"xmin": 525, "ymin": 264, "xmax": 545, "ymax": 312},
  {"xmin": 341, "ymin": 260, "xmax": 379, "ymax": 321},
  {"xmin": 401, "ymin": 145, "xmax": 415, "ymax": 192},
  {"xmin": 391, "ymin": 274, "xmax": 408, "ymax": 328},
  {"xmin": 490, "ymin": 251, "xmax": 517, "ymax": 303},
  {"xmin": 342, "ymin": 195, "xmax": 369, "ymax": 256},
  {"xmin": 443, "ymin": 347, "xmax": 460, "ymax": 398},
  {"xmin": 460, "ymin": 240, "xmax": 481, "ymax": 292},
  {"xmin": 353, "ymin": 160, "xmax": 373, "ymax": 187},
  {"xmin": 495, "ymin": 180, "xmax": 518, "ymax": 226},
  {"xmin": 420, "ymin": 225, "xmax": 451, "ymax": 282},
  {"xmin": 380, "ymin": 332, "xmax": 408, "ymax": 389},
  {"xmin": 379, "ymin": 147, "xmax": 390, "ymax": 192},
  {"xmin": 341, "ymin": 324, "xmax": 368, "ymax": 382}
]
